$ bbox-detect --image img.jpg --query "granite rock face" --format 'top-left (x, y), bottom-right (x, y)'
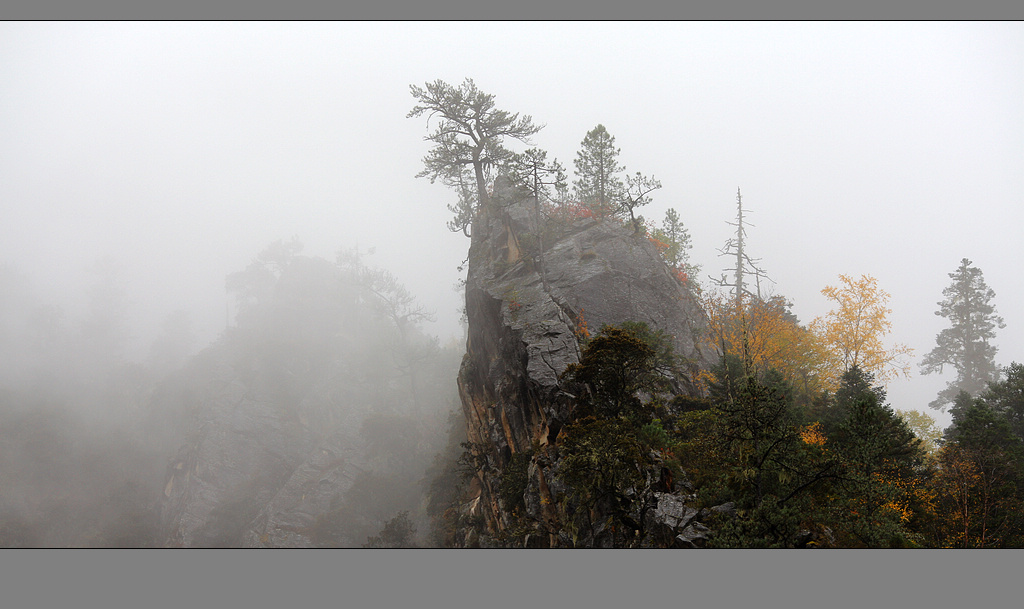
top-left (158, 369), bottom-right (315, 547)
top-left (158, 351), bottom-right (373, 548)
top-left (157, 253), bottom-right (453, 547)
top-left (242, 424), bottom-right (370, 548)
top-left (456, 187), bottom-right (712, 545)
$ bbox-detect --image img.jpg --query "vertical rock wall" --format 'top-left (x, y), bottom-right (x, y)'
top-left (456, 188), bottom-right (710, 545)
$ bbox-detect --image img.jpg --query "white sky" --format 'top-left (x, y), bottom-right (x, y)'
top-left (2, 22), bottom-right (1021, 426)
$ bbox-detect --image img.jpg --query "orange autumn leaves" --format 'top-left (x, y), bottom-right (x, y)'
top-left (701, 274), bottom-right (913, 393)
top-left (700, 291), bottom-right (828, 394)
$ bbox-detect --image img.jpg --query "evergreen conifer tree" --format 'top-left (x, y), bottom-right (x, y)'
top-left (921, 258), bottom-right (1005, 410)
top-left (572, 124), bottom-right (625, 217)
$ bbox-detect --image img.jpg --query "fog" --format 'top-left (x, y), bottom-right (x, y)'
top-left (0, 237), bottom-right (465, 546)
top-left (1, 22), bottom-right (1021, 545)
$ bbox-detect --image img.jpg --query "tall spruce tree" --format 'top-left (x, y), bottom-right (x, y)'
top-left (828, 367), bottom-right (924, 547)
top-left (921, 258), bottom-right (1006, 411)
top-left (573, 124), bottom-right (625, 217)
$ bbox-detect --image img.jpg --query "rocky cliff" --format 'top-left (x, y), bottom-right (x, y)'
top-left (455, 182), bottom-right (714, 547)
top-left (157, 251), bottom-right (458, 547)
top-left (155, 188), bottom-right (716, 548)
top-left (157, 342), bottom-right (374, 547)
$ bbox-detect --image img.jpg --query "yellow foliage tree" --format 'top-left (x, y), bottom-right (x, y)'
top-left (700, 291), bottom-right (830, 396)
top-left (897, 409), bottom-right (943, 456)
top-left (810, 274), bottom-right (913, 386)
top-left (800, 421), bottom-right (827, 447)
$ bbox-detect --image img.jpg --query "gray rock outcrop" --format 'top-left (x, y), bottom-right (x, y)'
top-left (455, 186), bottom-right (712, 546)
top-left (157, 253), bottom-right (451, 547)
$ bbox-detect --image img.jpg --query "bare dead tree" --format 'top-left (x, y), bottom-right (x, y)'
top-left (711, 188), bottom-right (773, 304)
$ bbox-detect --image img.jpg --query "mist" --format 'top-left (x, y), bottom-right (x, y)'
top-left (1, 22), bottom-right (1021, 546)
top-left (0, 239), bottom-right (465, 546)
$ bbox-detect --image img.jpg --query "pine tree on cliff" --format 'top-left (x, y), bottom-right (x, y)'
top-left (921, 258), bottom-right (1006, 411)
top-left (573, 124), bottom-right (625, 217)
top-left (572, 125), bottom-right (660, 231)
top-left (408, 78), bottom-right (543, 237)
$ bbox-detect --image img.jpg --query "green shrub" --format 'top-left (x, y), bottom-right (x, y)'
top-left (498, 449), bottom-right (533, 513)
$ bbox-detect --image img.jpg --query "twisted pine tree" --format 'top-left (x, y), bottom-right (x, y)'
top-left (409, 78), bottom-right (542, 236)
